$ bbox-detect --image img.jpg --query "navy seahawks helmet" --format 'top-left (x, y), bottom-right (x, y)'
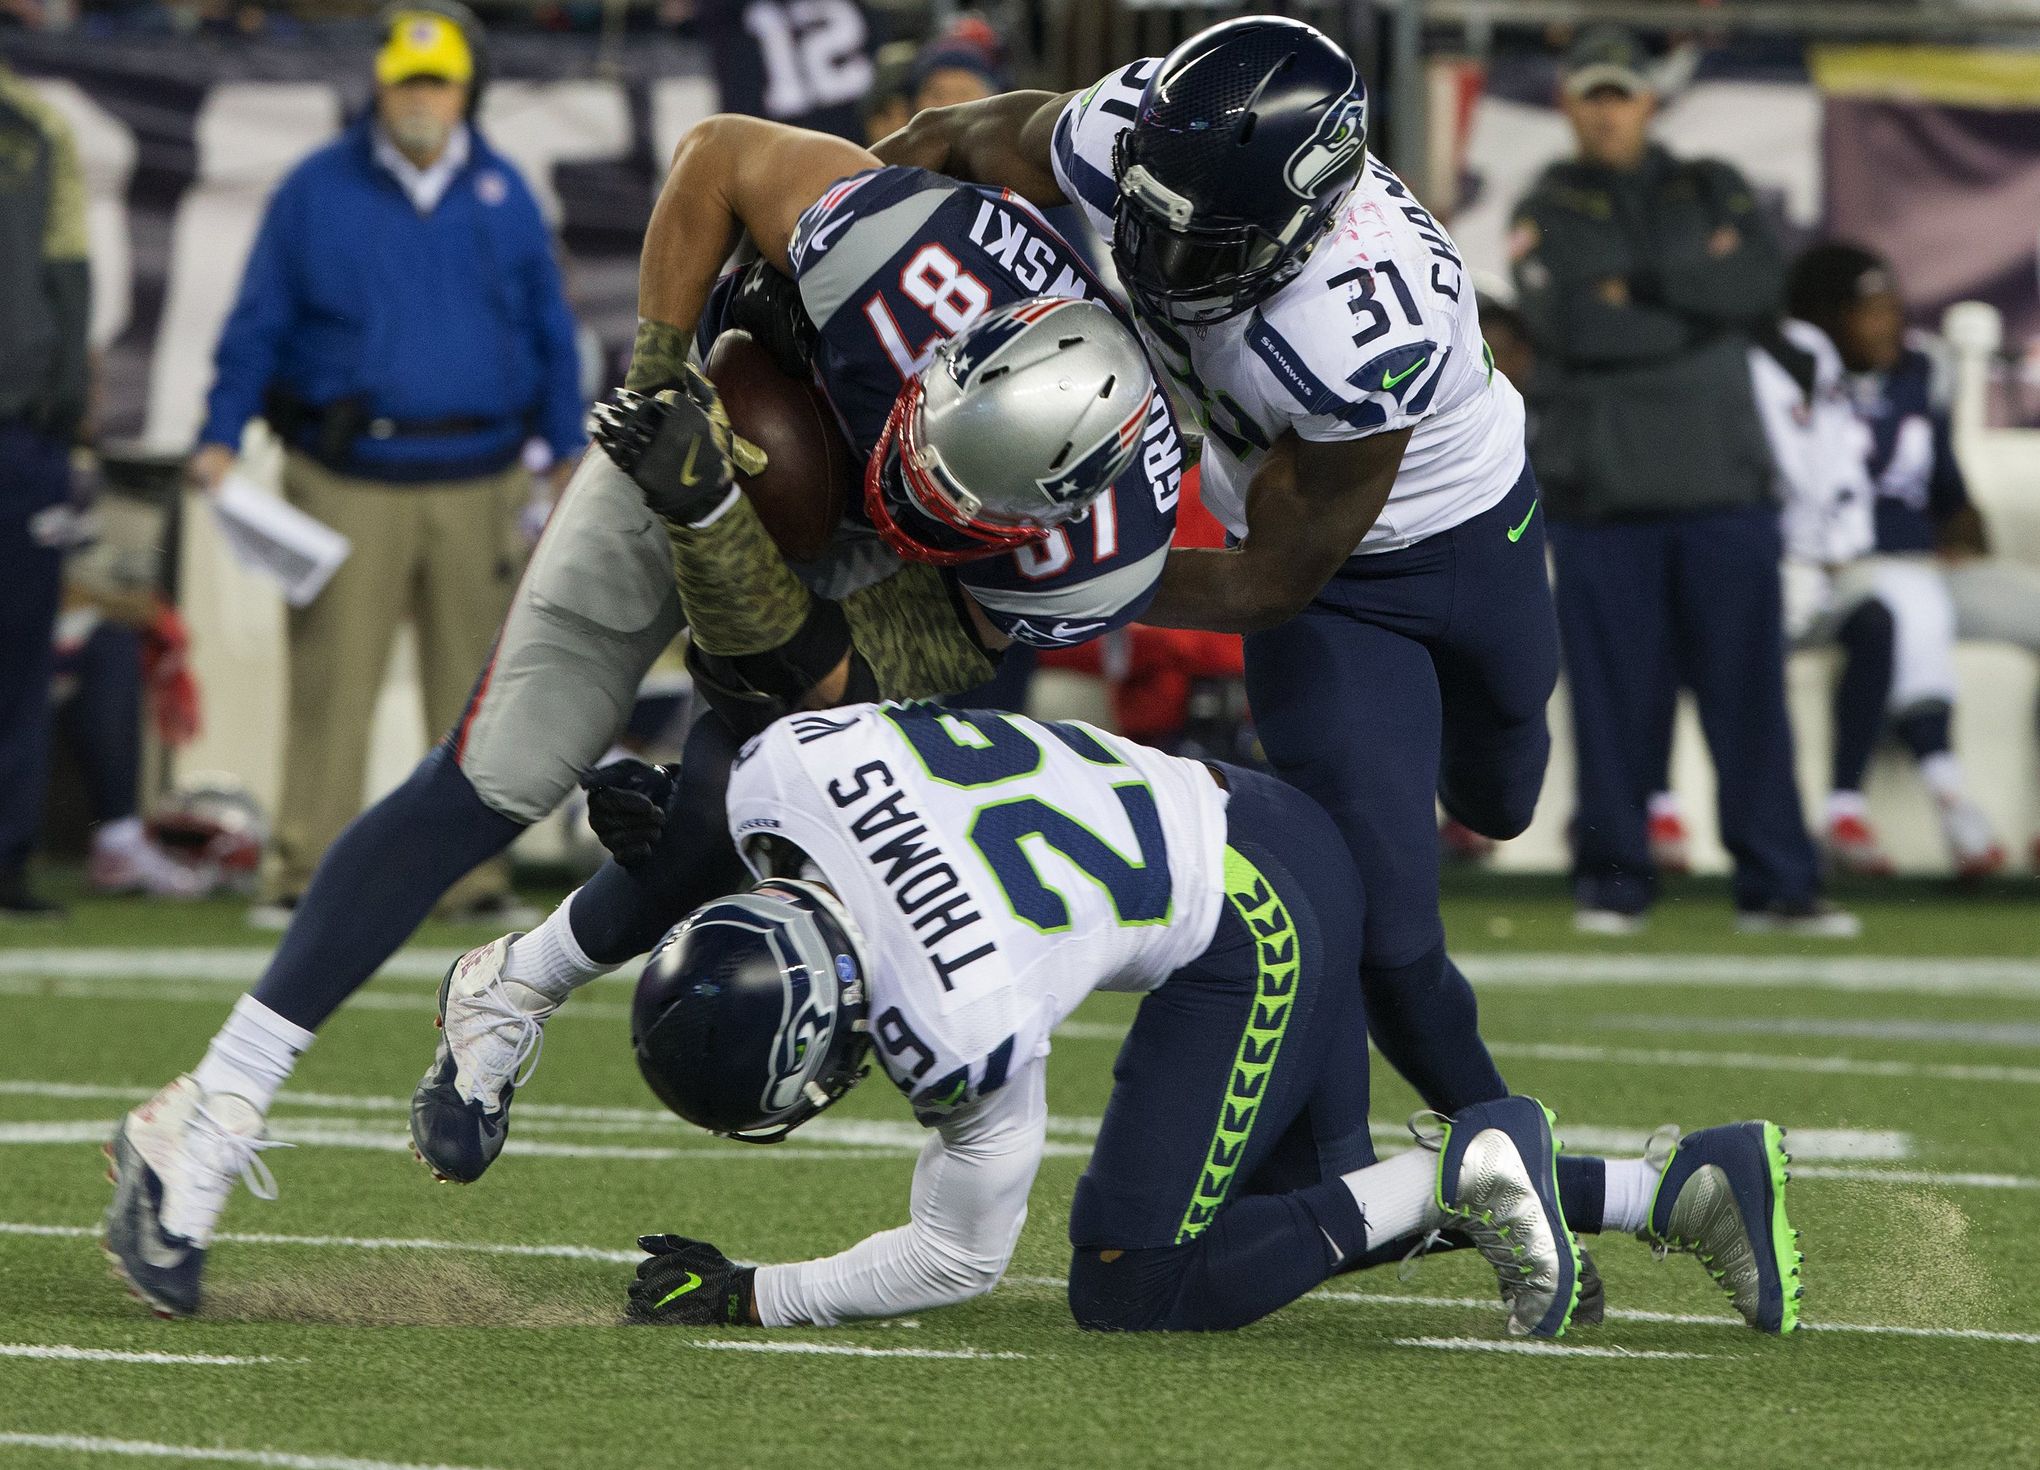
top-left (1112, 17), bottom-right (1369, 325)
top-left (632, 880), bottom-right (871, 1144)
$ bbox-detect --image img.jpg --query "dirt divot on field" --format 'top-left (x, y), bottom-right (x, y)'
top-left (1810, 1179), bottom-right (2003, 1327)
top-left (207, 1257), bottom-right (619, 1329)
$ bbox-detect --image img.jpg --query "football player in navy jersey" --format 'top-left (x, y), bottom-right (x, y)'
top-left (700, 0), bottom-right (877, 143)
top-left (104, 112), bottom-right (1187, 1317)
top-left (877, 16), bottom-right (1809, 1307)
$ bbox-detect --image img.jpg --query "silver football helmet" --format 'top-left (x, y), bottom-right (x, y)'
top-left (865, 296), bottom-right (1158, 565)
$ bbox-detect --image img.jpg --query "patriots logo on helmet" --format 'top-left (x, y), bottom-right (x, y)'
top-left (945, 298), bottom-right (1070, 390)
top-left (1283, 93), bottom-right (1368, 199)
top-left (1036, 397), bottom-right (1148, 505)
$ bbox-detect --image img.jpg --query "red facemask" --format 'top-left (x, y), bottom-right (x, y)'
top-left (862, 378), bottom-right (1050, 567)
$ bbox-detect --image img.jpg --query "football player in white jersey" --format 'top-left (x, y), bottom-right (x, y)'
top-left (876, 16), bottom-right (1803, 1320)
top-left (622, 702), bottom-right (1589, 1337)
top-left (390, 714), bottom-right (1801, 1337)
top-left (569, 703), bottom-right (1793, 1340)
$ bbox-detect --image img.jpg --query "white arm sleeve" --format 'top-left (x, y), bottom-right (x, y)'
top-left (751, 1062), bottom-right (1048, 1327)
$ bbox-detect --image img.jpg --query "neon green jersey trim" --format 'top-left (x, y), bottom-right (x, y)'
top-left (1174, 846), bottom-right (1303, 1244)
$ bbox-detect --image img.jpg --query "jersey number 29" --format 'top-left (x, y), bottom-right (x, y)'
top-left (886, 707), bottom-right (1172, 931)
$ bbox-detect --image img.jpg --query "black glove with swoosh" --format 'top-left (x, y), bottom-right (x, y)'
top-left (593, 365), bottom-right (755, 525)
top-left (627, 1235), bottom-right (756, 1325)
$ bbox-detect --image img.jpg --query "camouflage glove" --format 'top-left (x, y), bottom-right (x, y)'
top-left (592, 366), bottom-right (765, 525)
top-left (627, 1234), bottom-right (756, 1325)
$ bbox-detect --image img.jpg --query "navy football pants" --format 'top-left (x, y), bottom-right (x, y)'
top-left (0, 421), bottom-right (72, 878)
top-left (1549, 503), bottom-right (1820, 915)
top-left (1067, 764), bottom-right (1376, 1331)
top-left (1242, 462), bottom-right (1556, 1113)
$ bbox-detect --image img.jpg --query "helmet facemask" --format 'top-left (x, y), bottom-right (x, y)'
top-left (862, 298), bottom-right (1154, 566)
top-left (864, 376), bottom-right (1049, 567)
top-left (1112, 137), bottom-right (1344, 326)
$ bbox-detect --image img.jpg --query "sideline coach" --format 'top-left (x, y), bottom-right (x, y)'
top-left (1512, 28), bottom-right (1848, 937)
top-left (192, 6), bottom-right (584, 921)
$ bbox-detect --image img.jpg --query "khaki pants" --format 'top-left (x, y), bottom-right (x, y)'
top-left (267, 452), bottom-right (529, 903)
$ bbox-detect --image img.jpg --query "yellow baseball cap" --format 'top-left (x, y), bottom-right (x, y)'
top-left (376, 11), bottom-right (474, 87)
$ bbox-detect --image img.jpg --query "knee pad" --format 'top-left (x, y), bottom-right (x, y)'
top-left (1066, 1244), bottom-right (1191, 1333)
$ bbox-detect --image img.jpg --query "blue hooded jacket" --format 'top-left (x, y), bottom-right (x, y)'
top-left (200, 115), bottom-right (584, 482)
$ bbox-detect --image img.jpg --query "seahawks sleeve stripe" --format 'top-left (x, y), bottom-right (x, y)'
top-left (1246, 316), bottom-right (1388, 433)
top-left (1052, 108), bottom-right (1120, 221)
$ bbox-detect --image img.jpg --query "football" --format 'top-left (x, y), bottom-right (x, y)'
top-left (703, 329), bottom-right (856, 563)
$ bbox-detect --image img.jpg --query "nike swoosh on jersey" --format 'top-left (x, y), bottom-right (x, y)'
top-left (1382, 357), bottom-right (1428, 390)
top-left (1507, 500), bottom-right (1540, 543)
top-left (804, 213), bottom-right (853, 256)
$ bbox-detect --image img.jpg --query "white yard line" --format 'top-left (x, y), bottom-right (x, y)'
top-left (685, 1339), bottom-right (1025, 1361)
top-left (0, 977), bottom-right (633, 1022)
top-left (1792, 1164), bottom-right (2040, 1191)
top-left (8, 948), bottom-right (2040, 995)
top-left (0, 1433), bottom-right (511, 1470)
top-left (0, 1343), bottom-right (287, 1366)
top-left (0, 950), bottom-right (460, 983)
top-left (0, 1120), bottom-right (930, 1163)
top-left (1485, 1040), bottom-right (2040, 1087)
top-left (1392, 1336), bottom-right (1711, 1360)
top-left (1524, 1124), bottom-right (1909, 1161)
top-left (0, 1081), bottom-right (1100, 1142)
top-left (0, 1221), bottom-right (642, 1264)
top-left (1590, 1014), bottom-right (2040, 1048)
top-left (1458, 954), bottom-right (2040, 997)
top-left (9, 1223), bottom-right (2036, 1347)
top-left (0, 1093), bottom-right (1905, 1163)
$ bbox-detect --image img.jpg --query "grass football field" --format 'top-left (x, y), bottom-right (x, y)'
top-left (2, 874), bottom-right (2035, 1469)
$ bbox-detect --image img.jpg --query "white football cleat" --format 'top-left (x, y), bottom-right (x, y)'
top-left (102, 1075), bottom-right (287, 1317)
top-left (409, 934), bottom-right (555, 1183)
top-left (1937, 797), bottom-right (2005, 881)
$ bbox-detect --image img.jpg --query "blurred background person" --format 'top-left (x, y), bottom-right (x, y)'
top-left (189, 5), bottom-right (584, 927)
top-left (698, 0), bottom-right (876, 141)
top-left (858, 45), bottom-right (917, 144)
top-left (906, 17), bottom-right (1008, 111)
top-left (1512, 27), bottom-right (1850, 936)
top-left (0, 54), bottom-right (89, 919)
top-left (1792, 241), bottom-right (2040, 873)
top-left (52, 574), bottom-right (212, 898)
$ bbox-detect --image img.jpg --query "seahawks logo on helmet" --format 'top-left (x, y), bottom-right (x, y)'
top-left (761, 990), bottom-right (829, 1114)
top-left (1283, 94), bottom-right (1368, 200)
